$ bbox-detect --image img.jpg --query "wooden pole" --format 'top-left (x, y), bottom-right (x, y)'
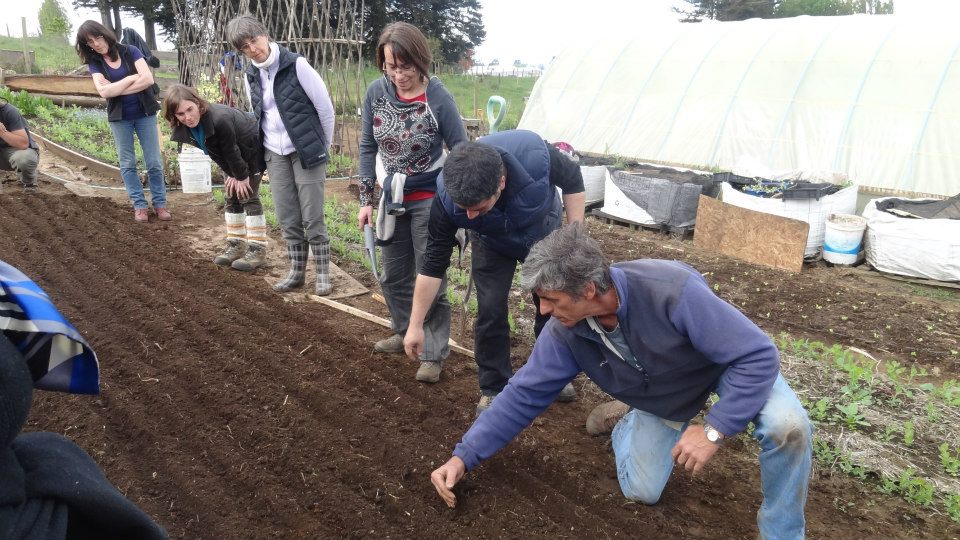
top-left (21, 18), bottom-right (30, 74)
top-left (307, 294), bottom-right (475, 358)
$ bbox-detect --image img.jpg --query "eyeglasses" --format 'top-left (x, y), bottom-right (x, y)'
top-left (383, 62), bottom-right (417, 76)
top-left (85, 35), bottom-right (105, 47)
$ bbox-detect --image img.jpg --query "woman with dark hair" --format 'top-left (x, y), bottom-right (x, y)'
top-left (163, 84), bottom-right (268, 271)
top-left (75, 20), bottom-right (169, 223)
top-left (355, 22), bottom-right (468, 384)
top-left (226, 15), bottom-right (336, 295)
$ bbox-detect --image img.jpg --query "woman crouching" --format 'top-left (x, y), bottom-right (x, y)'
top-left (164, 84), bottom-right (268, 271)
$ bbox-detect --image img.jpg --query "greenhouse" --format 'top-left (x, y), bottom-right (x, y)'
top-left (520, 14), bottom-right (960, 198)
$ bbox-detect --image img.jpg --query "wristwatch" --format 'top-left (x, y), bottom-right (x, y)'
top-left (704, 423), bottom-right (725, 444)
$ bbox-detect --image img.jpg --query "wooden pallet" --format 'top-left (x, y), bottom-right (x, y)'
top-left (590, 208), bottom-right (693, 238)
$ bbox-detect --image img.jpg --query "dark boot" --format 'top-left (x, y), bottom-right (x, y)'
top-left (213, 239), bottom-right (246, 267)
top-left (273, 242), bottom-right (308, 291)
top-left (232, 242), bottom-right (266, 272)
top-left (311, 241), bottom-right (332, 296)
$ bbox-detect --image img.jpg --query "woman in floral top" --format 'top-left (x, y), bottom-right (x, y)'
top-left (356, 22), bottom-right (467, 384)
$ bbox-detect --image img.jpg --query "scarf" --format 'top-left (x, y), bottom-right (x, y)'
top-left (251, 41), bottom-right (280, 70)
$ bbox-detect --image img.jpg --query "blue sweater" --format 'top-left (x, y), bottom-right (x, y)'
top-left (453, 260), bottom-right (780, 471)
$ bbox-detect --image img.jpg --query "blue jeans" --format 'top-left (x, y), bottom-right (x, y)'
top-left (611, 374), bottom-right (813, 540)
top-left (109, 114), bottom-right (167, 210)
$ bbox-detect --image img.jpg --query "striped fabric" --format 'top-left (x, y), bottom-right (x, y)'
top-left (225, 212), bottom-right (246, 241)
top-left (246, 214), bottom-right (268, 246)
top-left (0, 260), bottom-right (100, 394)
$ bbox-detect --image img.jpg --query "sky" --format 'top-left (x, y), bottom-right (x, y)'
top-left (1, 0), bottom-right (959, 62)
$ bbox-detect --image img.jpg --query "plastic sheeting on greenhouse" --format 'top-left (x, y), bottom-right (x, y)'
top-left (519, 15), bottom-right (960, 198)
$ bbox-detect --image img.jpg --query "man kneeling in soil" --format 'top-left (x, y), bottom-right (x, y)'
top-left (0, 99), bottom-right (40, 193)
top-left (430, 223), bottom-right (814, 540)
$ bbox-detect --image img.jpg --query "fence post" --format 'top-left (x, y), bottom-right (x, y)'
top-left (21, 18), bottom-right (31, 73)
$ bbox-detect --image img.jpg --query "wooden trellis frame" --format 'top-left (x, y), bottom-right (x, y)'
top-left (171, 0), bottom-right (367, 173)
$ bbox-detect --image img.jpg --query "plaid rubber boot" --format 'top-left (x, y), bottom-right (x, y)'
top-left (310, 241), bottom-right (332, 296)
top-left (273, 242), bottom-right (308, 291)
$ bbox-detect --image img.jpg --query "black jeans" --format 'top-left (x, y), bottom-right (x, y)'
top-left (471, 234), bottom-right (549, 396)
top-left (225, 172), bottom-right (263, 216)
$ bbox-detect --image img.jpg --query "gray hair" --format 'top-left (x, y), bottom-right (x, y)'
top-left (442, 142), bottom-right (504, 206)
top-left (520, 222), bottom-right (612, 297)
top-left (226, 15), bottom-right (270, 51)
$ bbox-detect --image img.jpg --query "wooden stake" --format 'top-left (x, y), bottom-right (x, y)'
top-left (306, 294), bottom-right (474, 358)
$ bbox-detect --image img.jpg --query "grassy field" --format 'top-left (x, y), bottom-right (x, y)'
top-left (0, 35), bottom-right (78, 73)
top-left (355, 67), bottom-right (536, 130)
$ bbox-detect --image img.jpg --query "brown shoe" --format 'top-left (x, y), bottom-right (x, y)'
top-left (373, 334), bottom-right (405, 354)
top-left (475, 393), bottom-right (498, 417)
top-left (585, 400), bottom-right (631, 436)
top-left (415, 361), bottom-right (442, 383)
top-left (155, 207), bottom-right (172, 221)
top-left (134, 208), bottom-right (149, 223)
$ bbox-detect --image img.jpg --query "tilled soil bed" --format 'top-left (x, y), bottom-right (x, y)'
top-left (2, 183), bottom-right (959, 539)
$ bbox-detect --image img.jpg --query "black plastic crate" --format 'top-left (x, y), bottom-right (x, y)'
top-left (712, 171), bottom-right (759, 186)
top-left (781, 182), bottom-right (840, 201)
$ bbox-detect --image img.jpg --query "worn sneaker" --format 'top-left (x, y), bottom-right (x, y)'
top-left (373, 334), bottom-right (405, 354)
top-left (214, 240), bottom-right (246, 266)
top-left (134, 208), bottom-right (149, 223)
top-left (24, 185), bottom-right (38, 193)
top-left (232, 243), bottom-right (266, 272)
top-left (476, 393), bottom-right (499, 417)
top-left (585, 400), bottom-right (631, 436)
top-left (155, 207), bottom-right (172, 221)
top-left (556, 382), bottom-right (577, 402)
top-left (415, 361), bottom-right (442, 383)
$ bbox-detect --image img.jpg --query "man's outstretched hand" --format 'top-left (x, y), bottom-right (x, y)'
top-left (430, 456), bottom-right (466, 508)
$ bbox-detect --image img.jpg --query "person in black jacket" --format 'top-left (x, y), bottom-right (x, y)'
top-left (76, 20), bottom-right (170, 223)
top-left (164, 84), bottom-right (268, 271)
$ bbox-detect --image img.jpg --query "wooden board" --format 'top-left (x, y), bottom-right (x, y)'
top-left (694, 195), bottom-right (808, 273)
top-left (306, 295), bottom-right (475, 358)
top-left (6, 75), bottom-right (98, 96)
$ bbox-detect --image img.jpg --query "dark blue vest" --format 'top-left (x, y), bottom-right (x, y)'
top-left (436, 130), bottom-right (561, 260)
top-left (246, 46), bottom-right (328, 169)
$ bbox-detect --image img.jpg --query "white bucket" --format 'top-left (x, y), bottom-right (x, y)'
top-left (178, 146), bottom-right (212, 194)
top-left (823, 213), bottom-right (867, 265)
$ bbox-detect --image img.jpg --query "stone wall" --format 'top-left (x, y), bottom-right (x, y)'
top-left (0, 49), bottom-right (36, 73)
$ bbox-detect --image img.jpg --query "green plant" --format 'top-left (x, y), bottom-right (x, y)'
top-left (809, 397), bottom-right (831, 423)
top-left (945, 493), bottom-right (960, 523)
top-left (834, 403), bottom-right (870, 429)
top-left (902, 420), bottom-right (915, 447)
top-left (939, 443), bottom-right (960, 476)
top-left (326, 153), bottom-right (355, 177)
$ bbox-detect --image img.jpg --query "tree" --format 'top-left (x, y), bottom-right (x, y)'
top-left (676, 0), bottom-right (774, 22)
top-left (73, 0), bottom-right (117, 34)
top-left (39, 0), bottom-right (72, 39)
top-left (122, 0), bottom-right (176, 50)
top-left (774, 0), bottom-right (893, 17)
top-left (675, 0), bottom-right (893, 21)
top-left (364, 0), bottom-right (486, 67)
